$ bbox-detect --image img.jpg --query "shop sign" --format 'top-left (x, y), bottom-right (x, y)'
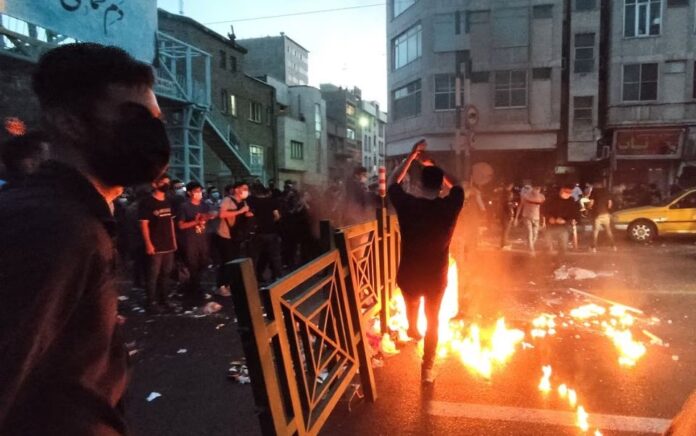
top-left (614, 129), bottom-right (683, 159)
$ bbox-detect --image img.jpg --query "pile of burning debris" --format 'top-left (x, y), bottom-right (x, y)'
top-left (368, 258), bottom-right (670, 434)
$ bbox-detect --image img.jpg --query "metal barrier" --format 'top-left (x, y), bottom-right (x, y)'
top-left (229, 208), bottom-right (401, 435)
top-left (229, 250), bottom-right (377, 436)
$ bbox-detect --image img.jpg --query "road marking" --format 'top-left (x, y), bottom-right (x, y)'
top-left (428, 401), bottom-right (672, 434)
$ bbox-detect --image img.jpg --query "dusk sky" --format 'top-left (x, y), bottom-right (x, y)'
top-left (157, 0), bottom-right (388, 109)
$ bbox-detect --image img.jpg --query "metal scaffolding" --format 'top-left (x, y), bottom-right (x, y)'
top-left (153, 31), bottom-right (211, 184)
top-left (0, 14), bottom-right (213, 184)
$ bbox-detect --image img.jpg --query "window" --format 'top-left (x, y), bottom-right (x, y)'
top-left (249, 101), bottom-right (263, 123)
top-left (623, 63), bottom-right (658, 101)
top-left (219, 50), bottom-right (227, 69)
top-left (574, 96), bottom-right (593, 125)
top-left (532, 67), bottom-right (552, 80)
top-left (494, 70), bottom-right (527, 108)
top-left (230, 56), bottom-right (237, 72)
top-left (575, 0), bottom-right (596, 10)
top-left (533, 4), bottom-right (554, 18)
top-left (574, 33), bottom-right (595, 73)
top-left (434, 74), bottom-right (463, 110)
top-left (314, 103), bottom-right (322, 138)
top-left (393, 23), bottom-right (422, 69)
top-left (249, 145), bottom-right (264, 175)
top-left (346, 128), bottom-right (356, 140)
top-left (667, 0), bottom-right (688, 6)
top-left (392, 79), bottom-right (422, 120)
top-left (346, 103), bottom-right (356, 116)
top-left (229, 94), bottom-right (237, 117)
top-left (266, 107), bottom-right (272, 126)
top-left (674, 192), bottom-right (696, 208)
top-left (465, 10), bottom-right (490, 33)
top-left (221, 89), bottom-right (229, 113)
top-left (625, 0), bottom-right (661, 37)
top-left (393, 0), bottom-right (416, 17)
top-left (470, 71), bottom-right (490, 83)
top-left (290, 140), bottom-right (304, 160)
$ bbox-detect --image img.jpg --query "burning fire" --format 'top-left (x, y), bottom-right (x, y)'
top-left (381, 256), bottom-right (660, 435)
top-left (568, 303), bottom-right (648, 367)
top-left (387, 257), bottom-right (525, 379)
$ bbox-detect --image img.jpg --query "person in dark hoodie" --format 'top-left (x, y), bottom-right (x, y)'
top-left (0, 43), bottom-right (170, 435)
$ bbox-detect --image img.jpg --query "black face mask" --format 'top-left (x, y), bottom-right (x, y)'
top-left (81, 102), bottom-right (170, 187)
top-left (156, 182), bottom-right (171, 192)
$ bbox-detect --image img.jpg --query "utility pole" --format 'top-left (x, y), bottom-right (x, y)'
top-left (179, 0), bottom-right (184, 15)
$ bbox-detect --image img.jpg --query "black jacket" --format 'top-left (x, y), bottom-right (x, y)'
top-left (0, 161), bottom-right (128, 435)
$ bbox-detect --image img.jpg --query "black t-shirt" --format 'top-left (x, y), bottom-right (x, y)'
top-left (138, 195), bottom-right (176, 253)
top-left (543, 196), bottom-right (580, 226)
top-left (589, 188), bottom-right (612, 216)
top-left (248, 195), bottom-right (280, 234)
top-left (389, 183), bottom-right (464, 295)
top-left (178, 201), bottom-right (211, 244)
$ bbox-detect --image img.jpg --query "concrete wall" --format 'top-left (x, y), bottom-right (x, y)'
top-left (386, 0), bottom-right (565, 159)
top-left (238, 35), bottom-right (309, 86)
top-left (607, 0), bottom-right (696, 128)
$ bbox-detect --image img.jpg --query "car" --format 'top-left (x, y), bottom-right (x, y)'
top-left (612, 188), bottom-right (696, 242)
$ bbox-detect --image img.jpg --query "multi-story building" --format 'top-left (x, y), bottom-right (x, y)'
top-left (604, 0), bottom-right (696, 192)
top-left (260, 76), bottom-right (328, 188)
top-left (358, 100), bottom-right (387, 175)
top-left (238, 34), bottom-right (309, 86)
top-left (386, 0), bottom-right (566, 183)
top-left (321, 84), bottom-right (363, 181)
top-left (387, 0), bottom-right (696, 192)
top-left (159, 9), bottom-right (277, 186)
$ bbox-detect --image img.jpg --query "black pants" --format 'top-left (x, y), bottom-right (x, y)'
top-left (145, 252), bottom-right (174, 306)
top-left (403, 289), bottom-right (445, 368)
top-left (252, 233), bottom-right (283, 282)
top-left (181, 237), bottom-right (208, 300)
top-left (214, 234), bottom-right (245, 287)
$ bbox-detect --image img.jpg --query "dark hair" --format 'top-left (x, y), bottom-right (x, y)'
top-left (354, 166), bottom-right (368, 176)
top-left (224, 184), bottom-right (234, 194)
top-left (233, 181), bottom-right (249, 190)
top-left (32, 43), bottom-right (154, 113)
top-left (0, 131), bottom-right (47, 173)
top-left (155, 173), bottom-right (170, 182)
top-left (422, 166), bottom-right (444, 191)
top-left (186, 181), bottom-right (202, 192)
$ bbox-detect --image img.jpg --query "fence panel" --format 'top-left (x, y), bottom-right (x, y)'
top-left (229, 249), bottom-right (374, 436)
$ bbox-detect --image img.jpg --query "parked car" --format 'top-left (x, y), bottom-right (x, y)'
top-left (612, 188), bottom-right (696, 242)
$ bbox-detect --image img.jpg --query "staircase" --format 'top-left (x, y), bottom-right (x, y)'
top-left (203, 107), bottom-right (252, 179)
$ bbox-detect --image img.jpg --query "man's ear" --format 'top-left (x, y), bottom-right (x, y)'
top-left (45, 109), bottom-right (88, 145)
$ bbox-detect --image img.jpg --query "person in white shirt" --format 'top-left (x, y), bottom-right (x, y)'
top-left (515, 184), bottom-right (546, 256)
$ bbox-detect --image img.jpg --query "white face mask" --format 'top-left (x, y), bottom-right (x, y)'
top-left (240, 190), bottom-right (250, 200)
top-left (176, 188), bottom-right (186, 196)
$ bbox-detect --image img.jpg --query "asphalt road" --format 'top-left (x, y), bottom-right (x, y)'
top-left (121, 235), bottom-right (696, 436)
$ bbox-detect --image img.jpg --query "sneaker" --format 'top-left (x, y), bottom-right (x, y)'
top-left (216, 285), bottom-right (231, 297)
top-left (501, 245), bottom-right (512, 251)
top-left (591, 247), bottom-right (597, 253)
top-left (421, 365), bottom-right (436, 384)
top-left (612, 246), bottom-right (618, 252)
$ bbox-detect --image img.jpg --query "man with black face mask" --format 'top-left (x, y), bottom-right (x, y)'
top-left (0, 43), bottom-right (169, 435)
top-left (139, 174), bottom-right (177, 314)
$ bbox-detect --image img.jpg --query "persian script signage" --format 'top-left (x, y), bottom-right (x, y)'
top-left (0, 0), bottom-right (156, 62)
top-left (614, 128), bottom-right (684, 159)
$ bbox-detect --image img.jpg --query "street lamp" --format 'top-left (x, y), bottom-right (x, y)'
top-left (359, 116), bottom-right (369, 128)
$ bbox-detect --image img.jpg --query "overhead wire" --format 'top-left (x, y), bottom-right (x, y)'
top-left (202, 2), bottom-right (387, 25)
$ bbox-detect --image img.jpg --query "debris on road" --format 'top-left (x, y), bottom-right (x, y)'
top-left (118, 295), bottom-right (129, 301)
top-left (228, 359), bottom-right (250, 384)
top-left (177, 349), bottom-right (187, 354)
top-left (146, 392), bottom-right (161, 402)
top-left (554, 266), bottom-right (614, 281)
top-left (215, 323), bottom-right (225, 330)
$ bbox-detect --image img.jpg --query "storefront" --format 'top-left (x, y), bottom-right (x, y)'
top-left (612, 128), bottom-right (685, 195)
